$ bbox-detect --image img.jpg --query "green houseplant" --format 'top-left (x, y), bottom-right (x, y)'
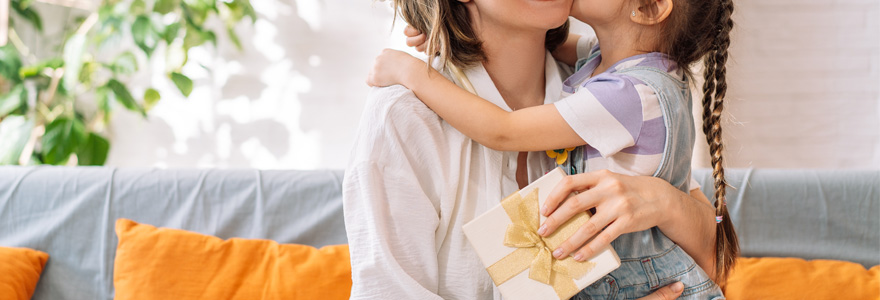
top-left (0, 0), bottom-right (254, 165)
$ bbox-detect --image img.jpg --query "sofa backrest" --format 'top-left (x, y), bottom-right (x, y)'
top-left (0, 167), bottom-right (877, 299)
top-left (0, 167), bottom-right (346, 300)
top-left (693, 168), bottom-right (879, 268)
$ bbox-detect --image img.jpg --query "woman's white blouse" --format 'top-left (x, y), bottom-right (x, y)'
top-left (343, 54), bottom-right (568, 300)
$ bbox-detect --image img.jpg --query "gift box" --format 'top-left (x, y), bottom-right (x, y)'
top-left (463, 167), bottom-right (621, 300)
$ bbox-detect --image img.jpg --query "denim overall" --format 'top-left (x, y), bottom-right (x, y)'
top-left (566, 67), bottom-right (725, 300)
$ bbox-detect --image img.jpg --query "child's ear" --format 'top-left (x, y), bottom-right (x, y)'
top-left (631, 0), bottom-right (673, 25)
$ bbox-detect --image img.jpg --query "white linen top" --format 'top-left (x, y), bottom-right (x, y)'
top-left (343, 53), bottom-right (568, 300)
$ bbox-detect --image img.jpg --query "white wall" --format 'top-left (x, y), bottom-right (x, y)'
top-left (105, 0), bottom-right (400, 169)
top-left (25, 0), bottom-right (880, 170)
top-left (705, 0), bottom-right (880, 169)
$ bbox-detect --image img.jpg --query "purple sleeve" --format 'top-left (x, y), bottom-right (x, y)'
top-left (553, 74), bottom-right (646, 157)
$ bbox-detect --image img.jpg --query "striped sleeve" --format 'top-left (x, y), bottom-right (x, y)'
top-left (553, 73), bottom-right (645, 157)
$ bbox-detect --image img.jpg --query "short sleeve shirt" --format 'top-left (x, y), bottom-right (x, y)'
top-left (553, 37), bottom-right (685, 176)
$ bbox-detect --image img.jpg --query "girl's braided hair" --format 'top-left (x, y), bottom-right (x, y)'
top-left (637, 0), bottom-right (739, 285)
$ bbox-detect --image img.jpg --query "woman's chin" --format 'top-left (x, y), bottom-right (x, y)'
top-left (475, 0), bottom-right (571, 32)
top-left (528, 1), bottom-right (572, 28)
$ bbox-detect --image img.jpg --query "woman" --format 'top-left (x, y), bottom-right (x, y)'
top-left (343, 0), bottom-right (715, 299)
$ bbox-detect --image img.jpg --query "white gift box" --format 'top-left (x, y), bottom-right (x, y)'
top-left (463, 167), bottom-right (621, 300)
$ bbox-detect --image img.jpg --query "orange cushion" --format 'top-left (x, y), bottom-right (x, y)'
top-left (0, 246), bottom-right (49, 300)
top-left (725, 257), bottom-right (880, 300)
top-left (113, 219), bottom-right (351, 300)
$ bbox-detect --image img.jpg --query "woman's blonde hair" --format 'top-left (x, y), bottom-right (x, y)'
top-left (388, 0), bottom-right (570, 70)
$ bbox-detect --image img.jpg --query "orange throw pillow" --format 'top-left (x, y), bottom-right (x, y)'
top-left (113, 219), bottom-right (351, 300)
top-left (0, 246), bottom-right (49, 300)
top-left (725, 257), bottom-right (880, 300)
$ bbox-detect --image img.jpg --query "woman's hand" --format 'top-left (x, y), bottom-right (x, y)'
top-left (366, 49), bottom-right (422, 87)
top-left (537, 170), bottom-right (679, 261)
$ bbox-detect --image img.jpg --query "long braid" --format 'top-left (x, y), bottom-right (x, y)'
top-left (701, 0), bottom-right (739, 286)
top-left (700, 48), bottom-right (718, 137)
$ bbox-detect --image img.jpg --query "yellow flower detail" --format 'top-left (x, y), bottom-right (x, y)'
top-left (546, 147), bottom-right (576, 165)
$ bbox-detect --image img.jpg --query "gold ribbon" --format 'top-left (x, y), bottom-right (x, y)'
top-left (486, 188), bottom-right (596, 300)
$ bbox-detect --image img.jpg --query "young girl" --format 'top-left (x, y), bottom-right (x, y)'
top-left (367, 0), bottom-right (738, 298)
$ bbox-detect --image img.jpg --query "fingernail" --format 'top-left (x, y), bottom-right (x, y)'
top-left (573, 253), bottom-right (584, 261)
top-left (553, 248), bottom-right (564, 258)
top-left (537, 225), bottom-right (547, 236)
top-left (672, 282), bottom-right (683, 292)
top-left (540, 204), bottom-right (548, 216)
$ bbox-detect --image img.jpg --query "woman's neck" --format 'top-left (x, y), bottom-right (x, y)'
top-left (477, 25), bottom-right (549, 111)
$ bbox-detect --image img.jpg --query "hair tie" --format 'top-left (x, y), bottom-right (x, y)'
top-left (715, 216), bottom-right (723, 223)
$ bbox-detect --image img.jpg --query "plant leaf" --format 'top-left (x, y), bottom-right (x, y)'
top-left (165, 42), bottom-right (188, 71)
top-left (239, 0), bottom-right (256, 21)
top-left (97, 86), bottom-right (113, 124)
top-left (112, 51), bottom-right (139, 74)
top-left (203, 30), bottom-right (217, 47)
top-left (19, 57), bottom-right (64, 79)
top-left (78, 61), bottom-right (98, 86)
top-left (75, 132), bottom-right (110, 166)
top-left (130, 0), bottom-right (147, 15)
top-left (170, 72), bottom-right (193, 97)
top-left (0, 116), bottom-right (34, 165)
top-left (162, 22), bottom-right (182, 44)
top-left (17, 66), bottom-right (40, 79)
top-left (182, 0), bottom-right (212, 26)
top-left (0, 44), bottom-right (23, 83)
top-left (143, 88), bottom-right (160, 111)
top-left (15, 6), bottom-right (43, 32)
top-left (13, 0), bottom-right (31, 9)
top-left (226, 26), bottom-right (243, 51)
top-left (106, 79), bottom-right (145, 117)
top-left (41, 117), bottom-right (88, 165)
top-left (131, 15), bottom-right (158, 57)
top-left (183, 23), bottom-right (206, 50)
top-left (0, 84), bottom-right (28, 117)
top-left (62, 34), bottom-right (87, 93)
top-left (154, 0), bottom-right (178, 14)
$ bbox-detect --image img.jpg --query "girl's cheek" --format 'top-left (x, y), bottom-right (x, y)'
top-left (569, 1), bottom-right (590, 20)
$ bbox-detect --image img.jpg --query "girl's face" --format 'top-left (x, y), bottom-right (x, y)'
top-left (467, 0), bottom-right (572, 33)
top-left (570, 0), bottom-right (630, 27)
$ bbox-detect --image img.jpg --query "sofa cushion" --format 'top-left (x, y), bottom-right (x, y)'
top-left (0, 246), bottom-right (48, 300)
top-left (113, 219), bottom-right (351, 300)
top-left (725, 257), bottom-right (880, 300)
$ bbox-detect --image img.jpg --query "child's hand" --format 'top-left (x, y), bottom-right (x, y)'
top-left (367, 49), bottom-right (421, 87)
top-left (404, 25), bottom-right (428, 53)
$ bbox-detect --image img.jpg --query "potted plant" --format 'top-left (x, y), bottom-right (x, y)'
top-left (0, 0), bottom-right (254, 165)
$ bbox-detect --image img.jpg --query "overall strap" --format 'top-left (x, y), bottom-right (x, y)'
top-left (615, 66), bottom-right (695, 192)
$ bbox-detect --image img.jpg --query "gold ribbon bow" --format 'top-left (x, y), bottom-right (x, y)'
top-left (486, 188), bottom-right (596, 300)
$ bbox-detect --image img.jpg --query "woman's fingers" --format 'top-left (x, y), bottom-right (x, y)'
top-left (542, 170), bottom-right (608, 216)
top-left (551, 209), bottom-right (615, 260)
top-left (540, 190), bottom-right (603, 242)
top-left (636, 282), bottom-right (684, 300)
top-left (570, 219), bottom-right (624, 261)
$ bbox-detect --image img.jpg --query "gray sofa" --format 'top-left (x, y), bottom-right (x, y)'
top-left (0, 167), bottom-right (877, 300)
